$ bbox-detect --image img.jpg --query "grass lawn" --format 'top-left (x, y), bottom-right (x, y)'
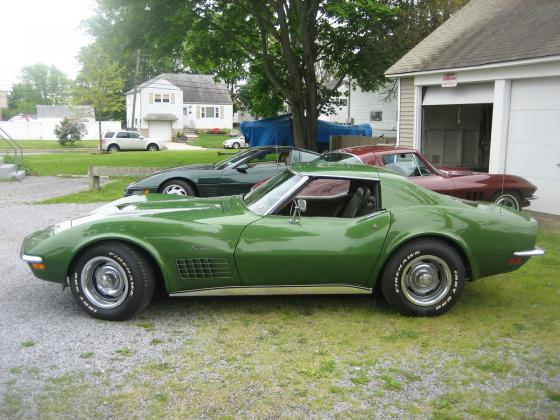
top-left (189, 133), bottom-right (230, 148)
top-left (4, 228), bottom-right (559, 418)
top-left (22, 150), bottom-right (223, 176)
top-left (3, 140), bottom-right (99, 149)
top-left (39, 177), bottom-right (138, 204)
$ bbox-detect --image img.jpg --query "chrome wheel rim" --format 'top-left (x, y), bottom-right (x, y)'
top-left (233, 143), bottom-right (240, 149)
top-left (495, 195), bottom-right (519, 210)
top-left (148, 145), bottom-right (158, 151)
top-left (400, 255), bottom-right (452, 306)
top-left (81, 256), bottom-right (128, 309)
top-left (162, 184), bottom-right (187, 195)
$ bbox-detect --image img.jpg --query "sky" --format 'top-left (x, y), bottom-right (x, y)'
top-left (0, 0), bottom-right (96, 91)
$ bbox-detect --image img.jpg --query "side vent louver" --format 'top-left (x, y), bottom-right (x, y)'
top-left (176, 258), bottom-right (233, 280)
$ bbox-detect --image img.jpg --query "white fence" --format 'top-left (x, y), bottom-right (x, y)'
top-left (0, 120), bottom-right (122, 140)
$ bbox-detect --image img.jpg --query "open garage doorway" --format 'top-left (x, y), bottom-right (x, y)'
top-left (422, 104), bottom-right (492, 172)
top-left (420, 83), bottom-right (494, 172)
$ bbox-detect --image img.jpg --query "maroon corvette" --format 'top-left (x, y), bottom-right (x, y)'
top-left (321, 145), bottom-right (537, 210)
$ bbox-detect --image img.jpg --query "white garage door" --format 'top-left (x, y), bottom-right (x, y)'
top-left (148, 121), bottom-right (172, 142)
top-left (506, 77), bottom-right (560, 215)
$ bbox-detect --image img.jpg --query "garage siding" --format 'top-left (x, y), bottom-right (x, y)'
top-left (398, 77), bottom-right (414, 147)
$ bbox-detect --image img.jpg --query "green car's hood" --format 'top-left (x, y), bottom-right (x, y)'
top-left (62, 194), bottom-right (233, 230)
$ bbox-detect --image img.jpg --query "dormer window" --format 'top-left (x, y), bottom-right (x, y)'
top-left (154, 93), bottom-right (170, 103)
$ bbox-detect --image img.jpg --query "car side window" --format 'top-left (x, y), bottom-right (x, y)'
top-left (382, 153), bottom-right (426, 177)
top-left (413, 154), bottom-right (432, 176)
top-left (116, 132), bottom-right (128, 138)
top-left (275, 178), bottom-right (379, 218)
top-left (105, 131), bottom-right (115, 138)
top-left (290, 150), bottom-right (319, 164)
top-left (246, 150), bottom-right (290, 167)
top-left (129, 132), bottom-right (140, 139)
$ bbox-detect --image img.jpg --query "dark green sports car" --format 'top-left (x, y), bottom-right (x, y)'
top-left (124, 146), bottom-right (320, 197)
top-left (21, 163), bottom-right (543, 321)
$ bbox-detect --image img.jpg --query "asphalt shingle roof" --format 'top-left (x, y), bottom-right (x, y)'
top-left (130, 73), bottom-right (233, 104)
top-left (386, 0), bottom-right (560, 76)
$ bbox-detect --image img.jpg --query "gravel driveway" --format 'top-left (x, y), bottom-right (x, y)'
top-left (0, 177), bottom-right (193, 417)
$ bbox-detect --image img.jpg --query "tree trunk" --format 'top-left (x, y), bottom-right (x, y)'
top-left (98, 118), bottom-right (102, 151)
top-left (291, 101), bottom-right (308, 150)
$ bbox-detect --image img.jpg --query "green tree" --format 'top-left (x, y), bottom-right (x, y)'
top-left (54, 117), bottom-right (87, 146)
top-left (5, 64), bottom-right (70, 119)
top-left (72, 45), bottom-right (125, 148)
top-left (87, 0), bottom-right (468, 149)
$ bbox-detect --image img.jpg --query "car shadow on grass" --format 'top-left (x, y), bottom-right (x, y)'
top-left (145, 293), bottom-right (395, 321)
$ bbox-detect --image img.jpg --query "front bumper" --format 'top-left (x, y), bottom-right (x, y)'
top-left (124, 183), bottom-right (158, 197)
top-left (21, 254), bottom-right (43, 263)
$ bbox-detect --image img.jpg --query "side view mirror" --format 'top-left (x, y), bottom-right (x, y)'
top-left (236, 163), bottom-right (249, 173)
top-left (289, 198), bottom-right (307, 224)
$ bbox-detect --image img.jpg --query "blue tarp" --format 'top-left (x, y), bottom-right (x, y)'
top-left (240, 114), bottom-right (372, 148)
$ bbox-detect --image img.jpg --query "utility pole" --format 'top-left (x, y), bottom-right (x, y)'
top-left (346, 76), bottom-right (351, 124)
top-left (130, 49), bottom-right (141, 130)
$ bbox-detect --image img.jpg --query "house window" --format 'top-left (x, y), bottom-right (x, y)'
top-left (201, 106), bottom-right (219, 118)
top-left (370, 111), bottom-right (382, 121)
top-left (155, 93), bottom-right (170, 103)
top-left (339, 98), bottom-right (348, 107)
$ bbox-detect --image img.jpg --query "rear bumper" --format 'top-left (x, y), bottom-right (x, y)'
top-left (513, 248), bottom-right (545, 257)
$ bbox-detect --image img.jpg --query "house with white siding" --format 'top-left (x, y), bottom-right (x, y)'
top-left (386, 0), bottom-right (560, 215)
top-left (126, 73), bottom-right (233, 141)
top-left (320, 82), bottom-right (398, 138)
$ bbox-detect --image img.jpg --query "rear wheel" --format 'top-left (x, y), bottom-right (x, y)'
top-left (492, 190), bottom-right (521, 210)
top-left (69, 242), bottom-right (155, 321)
top-left (107, 144), bottom-right (119, 152)
top-left (160, 179), bottom-right (196, 196)
top-left (147, 143), bottom-right (159, 151)
top-left (381, 239), bottom-right (465, 316)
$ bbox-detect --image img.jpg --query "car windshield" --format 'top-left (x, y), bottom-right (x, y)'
top-left (243, 170), bottom-right (303, 215)
top-left (317, 152), bottom-right (362, 164)
top-left (214, 149), bottom-right (254, 170)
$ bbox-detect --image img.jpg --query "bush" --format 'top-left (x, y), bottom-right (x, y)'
top-left (195, 128), bottom-right (231, 135)
top-left (54, 118), bottom-right (87, 146)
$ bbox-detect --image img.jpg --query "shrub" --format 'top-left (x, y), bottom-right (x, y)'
top-left (54, 118), bottom-right (87, 146)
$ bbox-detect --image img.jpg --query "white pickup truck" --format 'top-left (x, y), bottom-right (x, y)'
top-left (102, 130), bottom-right (165, 152)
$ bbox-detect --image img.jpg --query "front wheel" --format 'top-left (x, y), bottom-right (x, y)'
top-left (147, 143), bottom-right (159, 151)
top-left (381, 239), bottom-right (465, 316)
top-left (233, 142), bottom-right (240, 149)
top-left (492, 190), bottom-right (521, 210)
top-left (69, 242), bottom-right (155, 321)
top-left (160, 179), bottom-right (196, 196)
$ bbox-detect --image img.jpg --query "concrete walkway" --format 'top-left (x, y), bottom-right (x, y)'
top-left (161, 141), bottom-right (204, 151)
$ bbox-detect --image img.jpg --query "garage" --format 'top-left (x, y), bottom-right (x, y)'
top-left (148, 120), bottom-right (172, 142)
top-left (421, 83), bottom-right (493, 172)
top-left (142, 113), bottom-right (177, 142)
top-left (505, 77), bottom-right (560, 214)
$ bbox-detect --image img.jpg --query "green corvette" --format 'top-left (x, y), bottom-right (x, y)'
top-left (21, 163), bottom-right (543, 320)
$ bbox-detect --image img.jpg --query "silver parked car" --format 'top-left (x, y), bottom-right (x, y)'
top-left (102, 130), bottom-right (165, 152)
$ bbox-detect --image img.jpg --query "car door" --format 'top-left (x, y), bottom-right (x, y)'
top-left (115, 131), bottom-right (131, 150)
top-left (234, 178), bottom-right (391, 287)
top-left (127, 132), bottom-right (144, 150)
top-left (219, 149), bottom-right (290, 195)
